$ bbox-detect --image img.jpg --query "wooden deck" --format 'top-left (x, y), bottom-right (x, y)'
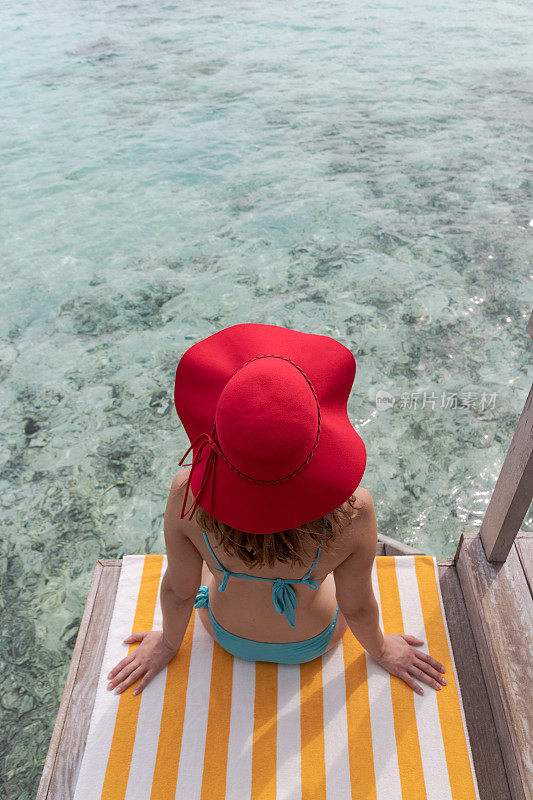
top-left (36, 535), bottom-right (516, 800)
top-left (456, 532), bottom-right (533, 800)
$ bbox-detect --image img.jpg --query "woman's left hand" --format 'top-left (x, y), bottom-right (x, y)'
top-left (106, 630), bottom-right (179, 696)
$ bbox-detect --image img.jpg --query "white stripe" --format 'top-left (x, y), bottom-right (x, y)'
top-left (366, 558), bottom-right (403, 797)
top-left (395, 556), bottom-right (453, 800)
top-left (126, 558), bottom-right (167, 800)
top-left (174, 606), bottom-right (214, 800)
top-left (322, 640), bottom-right (352, 800)
top-left (73, 555), bottom-right (145, 800)
top-left (225, 656), bottom-right (256, 799)
top-left (276, 663), bottom-right (302, 800)
top-left (432, 559), bottom-right (481, 800)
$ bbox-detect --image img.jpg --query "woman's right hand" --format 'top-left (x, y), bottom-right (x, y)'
top-left (373, 633), bottom-right (447, 695)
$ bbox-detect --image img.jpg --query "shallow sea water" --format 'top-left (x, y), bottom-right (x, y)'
top-left (1, 0), bottom-right (532, 794)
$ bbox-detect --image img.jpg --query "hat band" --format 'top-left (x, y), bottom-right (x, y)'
top-left (178, 354), bottom-right (322, 521)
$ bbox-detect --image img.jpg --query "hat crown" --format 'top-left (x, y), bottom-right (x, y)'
top-left (215, 356), bottom-right (319, 482)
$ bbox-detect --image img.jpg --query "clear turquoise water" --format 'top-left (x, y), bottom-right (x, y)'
top-left (1, 0), bottom-right (532, 794)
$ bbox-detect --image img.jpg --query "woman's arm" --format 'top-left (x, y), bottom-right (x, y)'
top-left (333, 489), bottom-right (446, 695)
top-left (333, 487), bottom-right (386, 659)
top-left (106, 472), bottom-right (203, 697)
top-left (160, 471), bottom-right (204, 650)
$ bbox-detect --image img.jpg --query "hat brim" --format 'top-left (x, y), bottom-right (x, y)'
top-left (174, 322), bottom-right (367, 534)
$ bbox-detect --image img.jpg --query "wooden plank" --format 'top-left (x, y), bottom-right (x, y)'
top-left (36, 561), bottom-right (121, 800)
top-left (515, 533), bottom-right (533, 599)
top-left (479, 382), bottom-right (533, 562)
top-left (438, 563), bottom-right (511, 800)
top-left (439, 558), bottom-right (455, 567)
top-left (378, 531), bottom-right (427, 556)
top-left (456, 532), bottom-right (533, 800)
top-left (36, 560), bottom-right (104, 799)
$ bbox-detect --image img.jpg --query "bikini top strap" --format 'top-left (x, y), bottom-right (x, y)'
top-left (202, 518), bottom-right (329, 593)
top-left (202, 529), bottom-right (232, 590)
top-left (311, 518), bottom-right (329, 569)
top-left (301, 521), bottom-right (327, 580)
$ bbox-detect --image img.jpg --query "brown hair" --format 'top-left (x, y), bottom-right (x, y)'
top-left (194, 493), bottom-right (363, 569)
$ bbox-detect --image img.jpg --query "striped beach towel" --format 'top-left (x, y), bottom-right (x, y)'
top-left (73, 554), bottom-right (480, 800)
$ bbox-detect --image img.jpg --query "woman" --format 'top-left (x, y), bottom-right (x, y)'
top-left (107, 323), bottom-right (446, 697)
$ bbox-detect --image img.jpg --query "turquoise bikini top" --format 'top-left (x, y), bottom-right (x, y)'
top-left (201, 519), bottom-right (328, 630)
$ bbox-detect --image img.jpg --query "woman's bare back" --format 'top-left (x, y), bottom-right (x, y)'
top-left (179, 473), bottom-right (367, 646)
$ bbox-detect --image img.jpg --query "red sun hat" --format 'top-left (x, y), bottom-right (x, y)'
top-left (174, 322), bottom-right (366, 534)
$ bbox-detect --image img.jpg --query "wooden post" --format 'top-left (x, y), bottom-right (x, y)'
top-left (479, 311), bottom-right (533, 562)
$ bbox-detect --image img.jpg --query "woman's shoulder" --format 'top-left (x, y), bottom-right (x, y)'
top-left (171, 467), bottom-right (192, 495)
top-left (336, 486), bottom-right (376, 554)
top-left (342, 485), bottom-right (373, 516)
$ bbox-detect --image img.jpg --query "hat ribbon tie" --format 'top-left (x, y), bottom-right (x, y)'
top-left (178, 431), bottom-right (222, 520)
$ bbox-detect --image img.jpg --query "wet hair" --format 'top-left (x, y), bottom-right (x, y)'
top-left (194, 493), bottom-right (363, 569)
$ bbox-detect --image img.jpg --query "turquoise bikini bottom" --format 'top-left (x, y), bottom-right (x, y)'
top-left (194, 585), bottom-right (340, 664)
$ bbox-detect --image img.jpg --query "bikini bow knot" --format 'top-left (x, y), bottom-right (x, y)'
top-left (179, 430), bottom-right (223, 520)
top-left (271, 578), bottom-right (298, 629)
top-left (194, 585), bottom-right (209, 609)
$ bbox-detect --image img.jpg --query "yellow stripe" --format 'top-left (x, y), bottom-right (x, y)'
top-left (376, 557), bottom-right (427, 800)
top-left (415, 557), bottom-right (478, 800)
top-left (200, 641), bottom-right (234, 799)
top-left (102, 555), bottom-right (164, 799)
top-left (251, 661), bottom-right (278, 799)
top-left (300, 657), bottom-right (326, 800)
top-left (342, 627), bottom-right (377, 799)
top-left (150, 608), bottom-right (196, 799)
